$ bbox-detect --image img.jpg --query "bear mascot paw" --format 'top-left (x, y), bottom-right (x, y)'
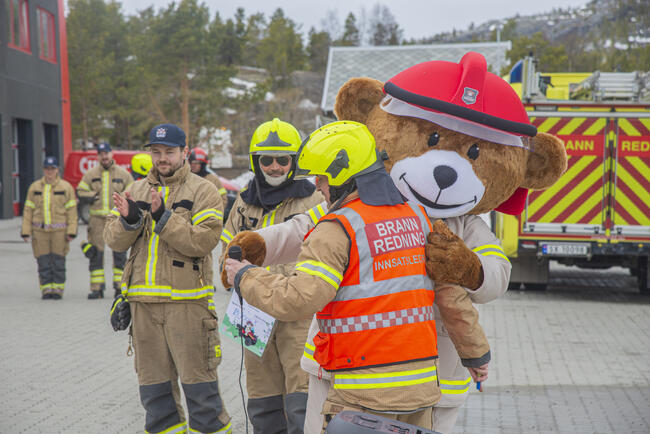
top-left (426, 220), bottom-right (483, 289)
top-left (221, 231), bottom-right (266, 288)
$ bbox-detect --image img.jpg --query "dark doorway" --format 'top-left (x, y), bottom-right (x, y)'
top-left (0, 115), bottom-right (3, 218)
top-left (43, 123), bottom-right (60, 162)
top-left (12, 118), bottom-right (34, 216)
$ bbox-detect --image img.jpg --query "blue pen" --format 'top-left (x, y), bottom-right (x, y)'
top-left (476, 381), bottom-right (481, 391)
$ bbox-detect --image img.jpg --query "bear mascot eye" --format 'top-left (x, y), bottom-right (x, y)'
top-left (428, 132), bottom-right (440, 147)
top-left (467, 144), bottom-right (480, 160)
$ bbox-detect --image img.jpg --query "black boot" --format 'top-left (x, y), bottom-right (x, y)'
top-left (51, 293), bottom-right (62, 300)
top-left (42, 293), bottom-right (53, 300)
top-left (88, 289), bottom-right (104, 299)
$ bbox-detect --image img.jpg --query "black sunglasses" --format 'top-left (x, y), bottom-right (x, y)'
top-left (259, 155), bottom-right (291, 167)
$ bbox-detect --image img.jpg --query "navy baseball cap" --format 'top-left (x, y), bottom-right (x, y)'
top-left (43, 156), bottom-right (58, 167)
top-left (146, 123), bottom-right (186, 148)
top-left (97, 142), bottom-right (112, 153)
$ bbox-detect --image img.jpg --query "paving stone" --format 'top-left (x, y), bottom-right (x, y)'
top-left (1, 217), bottom-right (649, 433)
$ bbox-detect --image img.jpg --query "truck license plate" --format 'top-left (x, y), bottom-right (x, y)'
top-left (540, 243), bottom-right (589, 256)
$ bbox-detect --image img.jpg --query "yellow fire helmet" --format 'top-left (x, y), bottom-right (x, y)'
top-left (131, 153), bottom-right (153, 178)
top-left (295, 121), bottom-right (383, 186)
top-left (249, 118), bottom-right (302, 173)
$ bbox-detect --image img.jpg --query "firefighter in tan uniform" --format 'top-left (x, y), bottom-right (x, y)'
top-left (189, 147), bottom-right (227, 205)
top-left (106, 123), bottom-right (231, 434)
top-left (220, 118), bottom-right (323, 434)
top-left (225, 122), bottom-right (491, 432)
top-left (21, 156), bottom-right (78, 299)
top-left (76, 142), bottom-right (134, 299)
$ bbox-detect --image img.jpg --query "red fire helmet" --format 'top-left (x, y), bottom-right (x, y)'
top-left (383, 51), bottom-right (535, 215)
top-left (189, 147), bottom-right (209, 164)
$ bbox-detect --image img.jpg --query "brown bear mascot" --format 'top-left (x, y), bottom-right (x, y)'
top-left (223, 52), bottom-right (567, 433)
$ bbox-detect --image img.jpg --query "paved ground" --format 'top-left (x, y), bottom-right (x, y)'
top-left (1, 216), bottom-right (649, 433)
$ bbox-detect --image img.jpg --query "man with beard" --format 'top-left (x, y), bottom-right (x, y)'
top-left (189, 147), bottom-right (227, 205)
top-left (77, 142), bottom-right (133, 299)
top-left (105, 123), bottom-right (230, 433)
top-left (220, 118), bottom-right (323, 434)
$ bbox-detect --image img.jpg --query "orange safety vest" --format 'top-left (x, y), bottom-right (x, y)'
top-left (312, 198), bottom-right (438, 371)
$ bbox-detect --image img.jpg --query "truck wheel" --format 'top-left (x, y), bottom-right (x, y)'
top-left (524, 283), bottom-right (548, 291)
top-left (638, 257), bottom-right (649, 295)
top-left (508, 281), bottom-right (522, 290)
top-left (79, 203), bottom-right (90, 225)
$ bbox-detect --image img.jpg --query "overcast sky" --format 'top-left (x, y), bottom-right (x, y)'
top-left (119, 0), bottom-right (591, 41)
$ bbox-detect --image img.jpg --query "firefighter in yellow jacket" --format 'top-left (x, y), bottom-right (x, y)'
top-left (220, 118), bottom-right (323, 434)
top-left (77, 142), bottom-right (134, 299)
top-left (189, 147), bottom-right (227, 205)
top-left (105, 123), bottom-right (230, 434)
top-left (21, 156), bottom-right (78, 299)
top-left (225, 122), bottom-right (490, 431)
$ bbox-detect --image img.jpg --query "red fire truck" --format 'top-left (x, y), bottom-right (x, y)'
top-left (495, 57), bottom-right (650, 293)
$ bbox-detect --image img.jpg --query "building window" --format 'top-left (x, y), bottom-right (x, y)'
top-left (8, 0), bottom-right (31, 53)
top-left (37, 7), bottom-right (56, 62)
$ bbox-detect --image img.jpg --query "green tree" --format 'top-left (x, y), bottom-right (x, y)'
top-left (368, 4), bottom-right (402, 46)
top-left (242, 12), bottom-right (266, 67)
top-left (307, 28), bottom-right (331, 72)
top-left (506, 32), bottom-right (568, 72)
top-left (257, 8), bottom-right (306, 87)
top-left (336, 12), bottom-right (360, 46)
top-left (67, 0), bottom-right (127, 146)
top-left (130, 0), bottom-right (235, 144)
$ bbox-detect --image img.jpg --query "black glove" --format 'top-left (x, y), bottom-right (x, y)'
top-left (110, 294), bottom-right (131, 331)
top-left (151, 199), bottom-right (165, 222)
top-left (81, 241), bottom-right (98, 259)
top-left (124, 198), bottom-right (142, 225)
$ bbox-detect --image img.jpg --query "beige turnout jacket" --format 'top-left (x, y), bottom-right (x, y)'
top-left (77, 161), bottom-right (133, 217)
top-left (22, 177), bottom-right (78, 237)
top-left (104, 163), bottom-right (223, 312)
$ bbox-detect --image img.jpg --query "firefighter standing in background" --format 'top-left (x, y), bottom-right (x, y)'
top-left (77, 142), bottom-right (133, 299)
top-left (220, 118), bottom-right (323, 434)
top-left (106, 123), bottom-right (230, 434)
top-left (189, 147), bottom-right (227, 204)
top-left (130, 152), bottom-right (153, 181)
top-left (225, 122), bottom-right (491, 431)
top-left (21, 156), bottom-right (78, 299)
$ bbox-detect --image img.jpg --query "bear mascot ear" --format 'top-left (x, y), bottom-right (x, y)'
top-left (521, 132), bottom-right (568, 190)
top-left (334, 78), bottom-right (385, 123)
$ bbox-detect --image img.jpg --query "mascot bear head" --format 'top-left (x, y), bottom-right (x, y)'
top-left (334, 51), bottom-right (567, 219)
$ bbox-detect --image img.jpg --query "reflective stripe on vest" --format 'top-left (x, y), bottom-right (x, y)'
top-left (333, 365), bottom-right (437, 390)
top-left (318, 305), bottom-right (434, 334)
top-left (313, 199), bottom-right (437, 371)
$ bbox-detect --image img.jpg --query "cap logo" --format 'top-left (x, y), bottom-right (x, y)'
top-left (462, 87), bottom-right (478, 105)
top-left (156, 128), bottom-right (167, 138)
